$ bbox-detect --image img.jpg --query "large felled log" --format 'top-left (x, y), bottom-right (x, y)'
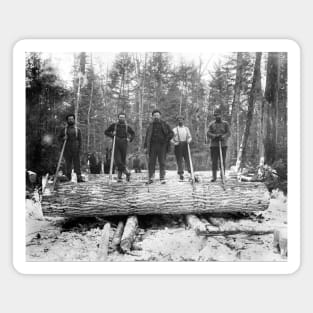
top-left (42, 173), bottom-right (270, 217)
top-left (120, 216), bottom-right (138, 253)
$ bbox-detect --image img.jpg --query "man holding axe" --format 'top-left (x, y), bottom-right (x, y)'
top-left (58, 114), bottom-right (84, 183)
top-left (171, 115), bottom-right (192, 181)
top-left (105, 112), bottom-right (135, 183)
top-left (207, 108), bottom-right (231, 182)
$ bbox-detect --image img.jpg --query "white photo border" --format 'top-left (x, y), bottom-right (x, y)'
top-left (13, 39), bottom-right (300, 274)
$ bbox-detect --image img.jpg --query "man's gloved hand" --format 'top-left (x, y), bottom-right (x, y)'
top-left (215, 134), bottom-right (221, 140)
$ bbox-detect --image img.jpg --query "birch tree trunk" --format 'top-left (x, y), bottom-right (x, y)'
top-left (87, 81), bottom-right (94, 152)
top-left (236, 52), bottom-right (262, 170)
top-left (228, 53), bottom-right (243, 167)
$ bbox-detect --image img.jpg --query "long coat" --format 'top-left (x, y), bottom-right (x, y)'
top-left (144, 120), bottom-right (174, 153)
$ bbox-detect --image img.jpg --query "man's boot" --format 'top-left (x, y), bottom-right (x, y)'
top-left (77, 175), bottom-right (85, 183)
top-left (211, 170), bottom-right (217, 182)
top-left (125, 168), bottom-right (131, 182)
top-left (160, 177), bottom-right (166, 184)
top-left (117, 171), bottom-right (123, 182)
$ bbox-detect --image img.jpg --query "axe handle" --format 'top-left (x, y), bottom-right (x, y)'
top-left (52, 139), bottom-right (67, 192)
top-left (109, 135), bottom-right (116, 184)
top-left (219, 140), bottom-right (226, 187)
top-left (187, 143), bottom-right (195, 184)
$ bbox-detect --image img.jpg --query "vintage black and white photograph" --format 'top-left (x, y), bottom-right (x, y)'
top-left (14, 39), bottom-right (299, 272)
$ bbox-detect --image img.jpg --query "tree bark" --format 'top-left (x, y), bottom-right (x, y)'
top-left (120, 216), bottom-right (138, 252)
top-left (42, 174), bottom-right (270, 217)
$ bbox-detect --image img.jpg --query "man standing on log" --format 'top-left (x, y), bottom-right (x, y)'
top-left (171, 115), bottom-right (192, 181)
top-left (105, 112), bottom-right (135, 182)
top-left (144, 109), bottom-right (174, 184)
top-left (58, 114), bottom-right (84, 182)
top-left (207, 108), bottom-right (231, 182)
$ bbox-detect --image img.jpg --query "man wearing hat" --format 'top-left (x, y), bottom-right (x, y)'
top-left (171, 115), bottom-right (192, 181)
top-left (144, 109), bottom-right (174, 184)
top-left (105, 112), bottom-right (135, 182)
top-left (58, 114), bottom-right (84, 182)
top-left (207, 108), bottom-right (231, 182)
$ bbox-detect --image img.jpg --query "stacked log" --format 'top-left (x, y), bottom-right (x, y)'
top-left (42, 174), bottom-right (270, 217)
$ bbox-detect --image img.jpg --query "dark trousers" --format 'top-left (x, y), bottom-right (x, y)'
top-left (174, 142), bottom-right (191, 175)
top-left (64, 149), bottom-right (81, 179)
top-left (114, 138), bottom-right (128, 173)
top-left (210, 146), bottom-right (227, 177)
top-left (149, 142), bottom-right (167, 179)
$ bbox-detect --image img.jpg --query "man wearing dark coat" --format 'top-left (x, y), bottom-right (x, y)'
top-left (105, 112), bottom-right (135, 182)
top-left (207, 108), bottom-right (231, 182)
top-left (144, 109), bottom-right (174, 184)
top-left (58, 114), bottom-right (84, 182)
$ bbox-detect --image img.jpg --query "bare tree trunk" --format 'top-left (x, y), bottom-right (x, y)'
top-left (264, 52), bottom-right (280, 164)
top-left (139, 53), bottom-right (147, 149)
top-left (195, 57), bottom-right (202, 144)
top-left (236, 52), bottom-right (262, 170)
top-left (75, 76), bottom-right (81, 126)
top-left (87, 81), bottom-right (94, 152)
top-left (228, 53), bottom-right (243, 167)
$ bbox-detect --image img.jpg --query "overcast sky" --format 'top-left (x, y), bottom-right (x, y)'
top-left (41, 52), bottom-right (230, 86)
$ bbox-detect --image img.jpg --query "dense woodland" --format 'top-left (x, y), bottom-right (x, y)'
top-left (26, 51), bottom-right (287, 179)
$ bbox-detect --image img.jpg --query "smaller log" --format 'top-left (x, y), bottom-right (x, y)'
top-left (120, 216), bottom-right (138, 253)
top-left (97, 223), bottom-right (110, 261)
top-left (203, 216), bottom-right (274, 236)
top-left (111, 221), bottom-right (124, 250)
top-left (186, 214), bottom-right (207, 235)
top-left (208, 217), bottom-right (227, 227)
top-left (198, 228), bottom-right (274, 237)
